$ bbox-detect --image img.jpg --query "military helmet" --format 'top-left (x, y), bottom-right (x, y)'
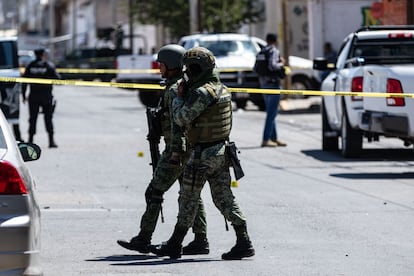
top-left (182, 47), bottom-right (215, 73)
top-left (157, 44), bottom-right (186, 70)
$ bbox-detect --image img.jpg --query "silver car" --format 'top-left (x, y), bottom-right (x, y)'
top-left (0, 110), bottom-right (42, 276)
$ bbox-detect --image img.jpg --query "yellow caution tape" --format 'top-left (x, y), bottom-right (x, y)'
top-left (23, 66), bottom-right (296, 75)
top-left (1, 76), bottom-right (414, 98)
top-left (0, 76), bottom-right (162, 90)
top-left (57, 68), bottom-right (161, 74)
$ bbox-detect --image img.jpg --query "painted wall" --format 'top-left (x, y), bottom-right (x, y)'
top-left (308, 0), bottom-right (378, 59)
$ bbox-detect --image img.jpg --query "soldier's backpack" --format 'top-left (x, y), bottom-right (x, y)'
top-left (253, 47), bottom-right (286, 79)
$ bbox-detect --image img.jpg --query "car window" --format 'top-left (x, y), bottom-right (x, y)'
top-left (198, 40), bottom-right (258, 57)
top-left (350, 38), bottom-right (414, 65)
top-left (0, 41), bottom-right (18, 69)
top-left (0, 126), bottom-right (6, 149)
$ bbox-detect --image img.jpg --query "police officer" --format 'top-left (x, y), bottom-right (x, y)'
top-left (117, 44), bottom-right (209, 255)
top-left (151, 47), bottom-right (255, 260)
top-left (22, 48), bottom-right (60, 148)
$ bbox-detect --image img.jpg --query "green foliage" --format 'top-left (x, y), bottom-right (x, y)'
top-left (201, 0), bottom-right (264, 33)
top-left (131, 0), bottom-right (264, 40)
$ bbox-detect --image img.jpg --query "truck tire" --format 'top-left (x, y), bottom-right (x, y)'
top-left (138, 89), bottom-right (162, 108)
top-left (291, 75), bottom-right (312, 99)
top-left (321, 99), bottom-right (339, 151)
top-left (249, 93), bottom-right (265, 111)
top-left (341, 110), bottom-right (363, 158)
top-left (235, 98), bottom-right (248, 109)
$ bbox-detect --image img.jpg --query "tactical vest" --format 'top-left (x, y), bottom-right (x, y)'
top-left (187, 83), bottom-right (232, 145)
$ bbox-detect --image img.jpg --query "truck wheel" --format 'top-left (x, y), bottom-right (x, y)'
top-left (321, 99), bottom-right (339, 151)
top-left (291, 75), bottom-right (311, 99)
top-left (249, 93), bottom-right (265, 111)
top-left (138, 89), bottom-right (162, 108)
top-left (341, 111), bottom-right (363, 158)
top-left (235, 99), bottom-right (247, 109)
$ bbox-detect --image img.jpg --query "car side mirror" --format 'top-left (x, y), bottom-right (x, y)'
top-left (18, 142), bottom-right (41, 162)
top-left (313, 57), bottom-right (328, 70)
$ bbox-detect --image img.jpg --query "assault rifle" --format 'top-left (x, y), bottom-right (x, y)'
top-left (225, 141), bottom-right (245, 180)
top-left (146, 107), bottom-right (162, 173)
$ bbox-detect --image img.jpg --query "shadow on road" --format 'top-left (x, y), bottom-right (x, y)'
top-left (302, 148), bottom-right (414, 162)
top-left (86, 255), bottom-right (220, 266)
top-left (330, 172), bottom-right (414, 179)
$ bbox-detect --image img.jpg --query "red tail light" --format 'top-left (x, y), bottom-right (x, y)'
top-left (386, 78), bottom-right (405, 106)
top-left (351, 76), bottom-right (363, 101)
top-left (389, 33), bottom-right (413, 39)
top-left (0, 161), bottom-right (28, 195)
top-left (151, 61), bottom-right (160, 69)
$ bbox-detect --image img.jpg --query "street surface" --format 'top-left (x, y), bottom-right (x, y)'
top-left (21, 85), bottom-right (414, 276)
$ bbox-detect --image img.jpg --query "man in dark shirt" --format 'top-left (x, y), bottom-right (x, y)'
top-left (22, 48), bottom-right (60, 148)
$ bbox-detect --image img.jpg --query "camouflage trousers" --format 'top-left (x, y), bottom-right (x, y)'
top-left (139, 149), bottom-right (207, 240)
top-left (177, 149), bottom-right (247, 230)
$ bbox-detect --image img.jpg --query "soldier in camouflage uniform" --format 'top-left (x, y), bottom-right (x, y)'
top-left (117, 44), bottom-right (209, 255)
top-left (151, 47), bottom-right (255, 260)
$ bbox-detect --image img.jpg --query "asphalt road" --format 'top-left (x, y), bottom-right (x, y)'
top-left (21, 85), bottom-right (414, 276)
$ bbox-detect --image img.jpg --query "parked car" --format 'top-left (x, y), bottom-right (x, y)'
top-left (18, 50), bottom-right (35, 68)
top-left (313, 25), bottom-right (414, 157)
top-left (56, 47), bottom-right (131, 81)
top-left (116, 33), bottom-right (320, 109)
top-left (179, 33), bottom-right (321, 109)
top-left (0, 110), bottom-right (42, 275)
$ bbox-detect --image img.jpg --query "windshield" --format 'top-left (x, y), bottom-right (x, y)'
top-left (198, 40), bottom-right (258, 57)
top-left (350, 38), bottom-right (414, 64)
top-left (0, 41), bottom-right (18, 69)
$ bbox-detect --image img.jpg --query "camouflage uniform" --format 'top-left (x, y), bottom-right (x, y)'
top-left (138, 76), bottom-right (207, 238)
top-left (118, 45), bottom-right (208, 254)
top-left (172, 72), bottom-right (246, 229)
top-left (152, 47), bottom-right (254, 260)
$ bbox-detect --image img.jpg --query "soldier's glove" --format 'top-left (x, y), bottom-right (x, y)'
top-left (177, 80), bottom-right (188, 98)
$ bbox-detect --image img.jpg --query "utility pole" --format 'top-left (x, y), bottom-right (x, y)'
top-left (72, 0), bottom-right (77, 51)
top-left (49, 0), bottom-right (55, 59)
top-left (282, 0), bottom-right (291, 90)
top-left (189, 0), bottom-right (200, 34)
top-left (129, 0), bottom-right (134, 51)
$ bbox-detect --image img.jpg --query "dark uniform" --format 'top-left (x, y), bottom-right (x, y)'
top-left (22, 48), bottom-right (60, 148)
top-left (152, 47), bottom-right (255, 260)
top-left (117, 44), bottom-right (209, 255)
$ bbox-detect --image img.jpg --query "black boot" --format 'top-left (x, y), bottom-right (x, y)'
top-left (48, 133), bottom-right (58, 148)
top-left (117, 232), bottom-right (152, 254)
top-left (13, 124), bottom-right (23, 142)
top-left (150, 226), bottom-right (187, 259)
top-left (222, 224), bottom-right (255, 260)
top-left (182, 233), bottom-right (209, 255)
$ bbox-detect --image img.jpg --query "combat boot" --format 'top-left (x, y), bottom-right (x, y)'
top-left (117, 232), bottom-right (152, 254)
top-left (221, 223), bottom-right (255, 260)
top-left (150, 226), bottom-right (187, 259)
top-left (182, 234), bottom-right (209, 255)
top-left (221, 239), bottom-right (255, 260)
top-left (48, 133), bottom-right (58, 148)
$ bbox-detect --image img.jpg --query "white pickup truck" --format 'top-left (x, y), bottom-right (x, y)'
top-left (116, 33), bottom-right (321, 109)
top-left (115, 53), bottom-right (161, 107)
top-left (313, 26), bottom-right (414, 157)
